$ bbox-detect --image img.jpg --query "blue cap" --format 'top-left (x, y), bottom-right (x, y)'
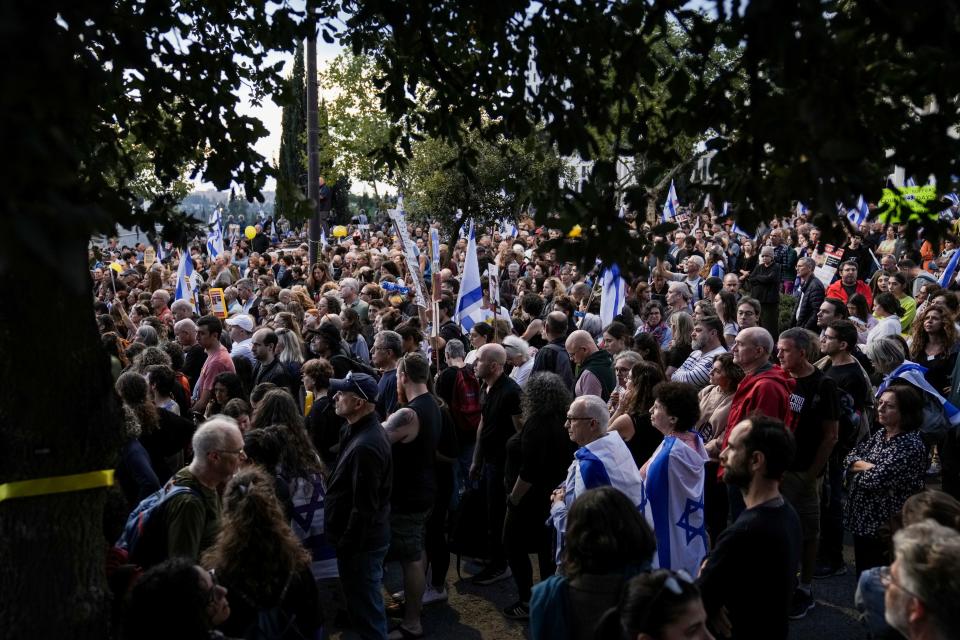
top-left (329, 371), bottom-right (379, 403)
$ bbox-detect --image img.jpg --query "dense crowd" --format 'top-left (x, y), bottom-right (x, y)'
top-left (91, 207), bottom-right (960, 640)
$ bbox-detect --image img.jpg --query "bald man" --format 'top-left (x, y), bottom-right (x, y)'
top-left (565, 329), bottom-right (616, 401)
top-left (711, 326), bottom-right (795, 521)
top-left (469, 343), bottom-right (523, 585)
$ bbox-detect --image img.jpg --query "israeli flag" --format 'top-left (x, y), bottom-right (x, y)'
top-left (906, 177), bottom-right (917, 187)
top-left (796, 201), bottom-right (808, 216)
top-left (155, 241), bottom-right (165, 262)
top-left (719, 202), bottom-right (730, 218)
top-left (174, 249), bottom-right (199, 309)
top-left (550, 433), bottom-right (646, 564)
top-left (500, 218), bottom-right (519, 238)
top-left (731, 221), bottom-right (752, 239)
top-left (847, 194), bottom-right (869, 228)
top-left (878, 362), bottom-right (960, 427)
top-left (702, 192), bottom-right (711, 211)
top-left (641, 434), bottom-right (710, 576)
top-left (939, 247), bottom-right (960, 288)
top-left (946, 193), bottom-right (960, 207)
top-left (320, 226), bottom-right (328, 248)
top-left (455, 220), bottom-right (484, 331)
top-left (430, 228), bottom-right (440, 271)
top-left (206, 210), bottom-right (224, 259)
top-left (599, 263), bottom-right (627, 328)
top-left (661, 180), bottom-right (680, 223)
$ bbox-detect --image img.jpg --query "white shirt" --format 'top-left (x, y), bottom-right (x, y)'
top-left (867, 315), bottom-right (902, 344)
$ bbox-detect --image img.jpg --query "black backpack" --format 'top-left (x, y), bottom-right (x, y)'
top-left (448, 487), bottom-right (489, 579)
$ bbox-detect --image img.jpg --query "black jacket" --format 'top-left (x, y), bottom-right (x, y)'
top-left (531, 338), bottom-right (575, 391)
top-left (793, 275), bottom-right (825, 331)
top-left (748, 262), bottom-right (781, 304)
top-left (324, 411), bottom-right (393, 552)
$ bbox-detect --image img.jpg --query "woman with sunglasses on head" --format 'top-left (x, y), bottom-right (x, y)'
top-left (595, 569), bottom-right (714, 640)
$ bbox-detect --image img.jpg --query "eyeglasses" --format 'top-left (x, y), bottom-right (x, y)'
top-left (878, 566), bottom-right (923, 601)
top-left (565, 415), bottom-right (593, 423)
top-left (204, 569), bottom-right (221, 604)
top-left (216, 447), bottom-right (245, 457)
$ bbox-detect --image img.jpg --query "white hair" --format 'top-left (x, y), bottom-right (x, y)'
top-left (575, 395), bottom-right (610, 433)
top-left (192, 416), bottom-right (240, 462)
top-left (502, 335), bottom-right (531, 363)
top-left (174, 318), bottom-right (197, 334)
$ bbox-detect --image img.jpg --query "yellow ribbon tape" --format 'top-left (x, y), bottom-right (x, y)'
top-left (0, 469), bottom-right (115, 503)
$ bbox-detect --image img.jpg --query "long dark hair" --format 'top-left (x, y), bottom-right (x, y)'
top-left (562, 487), bottom-right (656, 580)
top-left (522, 372), bottom-right (572, 423)
top-left (201, 467), bottom-right (311, 602)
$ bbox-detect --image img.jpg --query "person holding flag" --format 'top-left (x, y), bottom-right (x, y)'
top-left (661, 180), bottom-right (680, 223)
top-left (454, 220), bottom-right (485, 332)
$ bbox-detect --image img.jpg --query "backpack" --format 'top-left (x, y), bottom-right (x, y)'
top-left (450, 366), bottom-right (482, 434)
top-left (117, 484), bottom-right (202, 568)
top-left (448, 486), bottom-right (489, 578)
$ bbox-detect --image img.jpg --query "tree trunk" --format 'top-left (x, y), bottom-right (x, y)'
top-left (0, 241), bottom-right (124, 638)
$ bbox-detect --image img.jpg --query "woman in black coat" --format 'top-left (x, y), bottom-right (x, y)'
top-left (748, 246), bottom-right (782, 337)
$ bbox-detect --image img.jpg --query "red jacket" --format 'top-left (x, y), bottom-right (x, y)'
top-left (825, 279), bottom-right (873, 307)
top-left (719, 364), bottom-right (795, 477)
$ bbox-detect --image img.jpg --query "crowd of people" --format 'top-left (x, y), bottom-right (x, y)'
top-left (92, 206), bottom-right (960, 640)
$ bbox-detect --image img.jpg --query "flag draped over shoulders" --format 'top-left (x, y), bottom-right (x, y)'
top-left (642, 433), bottom-right (709, 577)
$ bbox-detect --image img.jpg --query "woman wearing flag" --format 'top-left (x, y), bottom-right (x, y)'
top-left (640, 382), bottom-right (709, 577)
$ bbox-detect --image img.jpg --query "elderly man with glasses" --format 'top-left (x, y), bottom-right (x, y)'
top-left (326, 371), bottom-right (393, 640)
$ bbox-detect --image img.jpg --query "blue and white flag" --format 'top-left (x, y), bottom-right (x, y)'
top-left (500, 218), bottom-right (518, 238)
top-left (642, 434), bottom-right (710, 577)
top-left (878, 362), bottom-right (960, 427)
top-left (719, 202), bottom-right (730, 218)
top-left (155, 241), bottom-right (166, 262)
top-left (270, 220), bottom-right (278, 241)
top-left (320, 226), bottom-right (328, 248)
top-left (939, 247), bottom-right (960, 288)
top-left (661, 180), bottom-right (680, 223)
top-left (946, 193), bottom-right (960, 207)
top-left (454, 220), bottom-right (484, 331)
top-left (549, 433), bottom-right (646, 564)
top-left (174, 249), bottom-right (199, 310)
top-left (731, 221), bottom-right (752, 239)
top-left (796, 201), bottom-right (808, 217)
top-left (906, 177), bottom-right (917, 187)
top-left (847, 194), bottom-right (869, 228)
top-left (702, 192), bottom-right (711, 211)
top-left (430, 228), bottom-right (441, 272)
top-left (599, 263), bottom-right (627, 328)
top-left (206, 210), bottom-right (224, 259)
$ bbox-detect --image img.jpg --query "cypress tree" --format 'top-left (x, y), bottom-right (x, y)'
top-left (275, 42), bottom-right (307, 220)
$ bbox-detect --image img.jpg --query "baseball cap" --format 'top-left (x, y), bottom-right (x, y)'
top-left (225, 314), bottom-right (255, 332)
top-left (329, 371), bottom-right (379, 403)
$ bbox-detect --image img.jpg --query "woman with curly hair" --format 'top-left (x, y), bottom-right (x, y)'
top-left (201, 466), bottom-right (319, 639)
top-left (609, 361), bottom-right (666, 469)
top-left (501, 372), bottom-right (577, 620)
top-left (641, 382), bottom-right (709, 576)
top-left (305, 263), bottom-right (332, 301)
top-left (116, 371), bottom-right (193, 484)
top-left (909, 306), bottom-right (959, 394)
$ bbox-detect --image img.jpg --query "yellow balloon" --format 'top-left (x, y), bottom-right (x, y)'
top-left (332, 225), bottom-right (348, 238)
top-left (109, 262), bottom-right (123, 273)
top-left (567, 224), bottom-right (582, 238)
top-left (244, 225), bottom-right (257, 240)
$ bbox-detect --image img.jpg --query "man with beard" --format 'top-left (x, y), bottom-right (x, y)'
top-left (670, 315), bottom-right (727, 389)
top-left (698, 415), bottom-right (801, 640)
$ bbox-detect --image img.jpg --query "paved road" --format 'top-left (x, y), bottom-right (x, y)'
top-left (332, 544), bottom-right (868, 639)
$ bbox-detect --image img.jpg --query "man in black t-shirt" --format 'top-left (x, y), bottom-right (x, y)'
top-left (699, 414), bottom-right (800, 640)
top-left (469, 343), bottom-right (522, 585)
top-left (817, 319), bottom-right (871, 578)
top-left (777, 328), bottom-right (840, 618)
